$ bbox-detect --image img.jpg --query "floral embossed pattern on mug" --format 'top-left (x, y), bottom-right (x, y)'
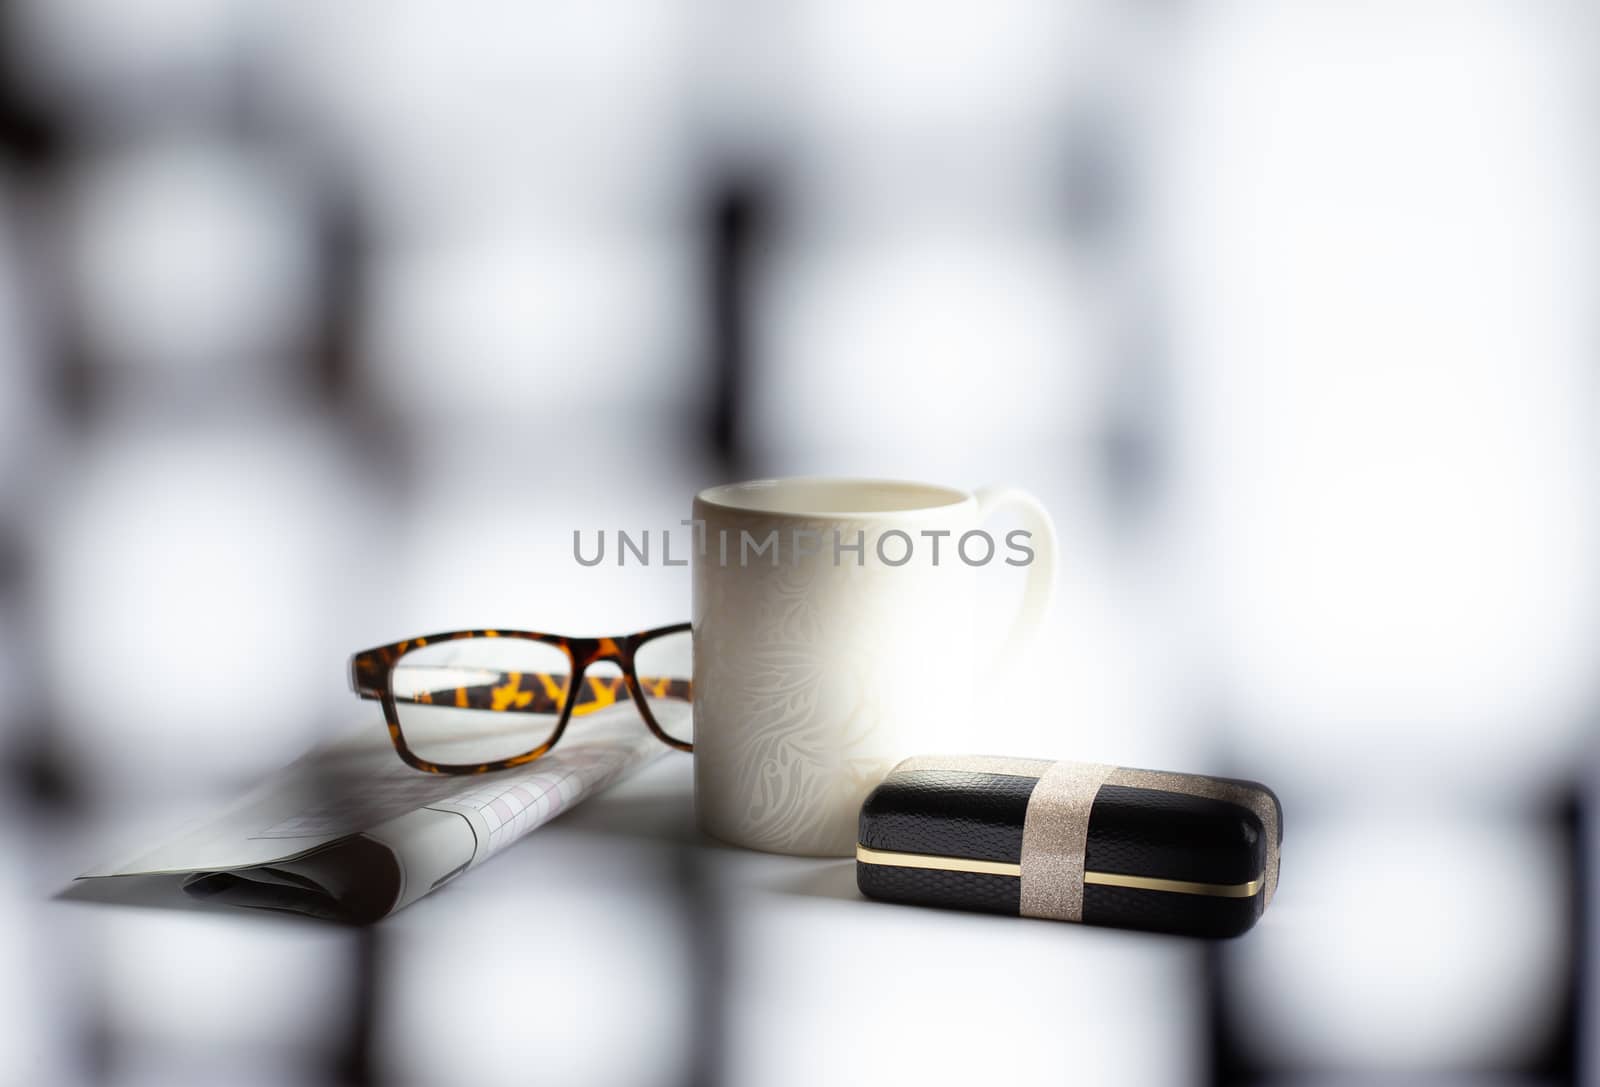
top-left (691, 478), bottom-right (1057, 856)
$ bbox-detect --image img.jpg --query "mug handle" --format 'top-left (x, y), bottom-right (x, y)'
top-left (973, 485), bottom-right (1058, 662)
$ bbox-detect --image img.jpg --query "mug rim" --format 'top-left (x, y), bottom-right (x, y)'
top-left (695, 476), bottom-right (973, 520)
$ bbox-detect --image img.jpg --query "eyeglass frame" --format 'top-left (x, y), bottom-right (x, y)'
top-left (349, 622), bottom-right (693, 774)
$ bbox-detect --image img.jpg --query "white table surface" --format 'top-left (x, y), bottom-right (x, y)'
top-left (38, 753), bottom-right (1209, 1087)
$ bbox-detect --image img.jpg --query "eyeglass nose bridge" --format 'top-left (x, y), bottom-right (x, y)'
top-left (574, 636), bottom-right (630, 670)
top-left (564, 637), bottom-right (634, 704)
top-left (559, 641), bottom-right (642, 731)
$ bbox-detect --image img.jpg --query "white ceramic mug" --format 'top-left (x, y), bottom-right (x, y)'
top-left (691, 477), bottom-right (1057, 856)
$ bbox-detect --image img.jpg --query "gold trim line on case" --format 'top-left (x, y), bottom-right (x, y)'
top-left (854, 845), bottom-right (1021, 877)
top-left (855, 845), bottom-right (1263, 899)
top-left (1082, 870), bottom-right (1263, 899)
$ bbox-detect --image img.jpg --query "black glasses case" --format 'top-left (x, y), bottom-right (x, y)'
top-left (856, 756), bottom-right (1281, 938)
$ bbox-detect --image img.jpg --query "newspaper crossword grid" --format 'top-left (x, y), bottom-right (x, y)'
top-left (436, 748), bottom-right (630, 856)
top-left (252, 717), bottom-right (655, 842)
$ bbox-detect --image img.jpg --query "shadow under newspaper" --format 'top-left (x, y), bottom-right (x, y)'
top-left (73, 707), bottom-right (666, 923)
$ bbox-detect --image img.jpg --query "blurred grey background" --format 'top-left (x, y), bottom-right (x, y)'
top-left (0, 1), bottom-right (1596, 1084)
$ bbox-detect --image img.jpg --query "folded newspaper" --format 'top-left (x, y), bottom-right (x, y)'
top-left (76, 706), bottom-right (666, 922)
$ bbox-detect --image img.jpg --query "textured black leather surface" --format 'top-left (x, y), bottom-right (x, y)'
top-left (858, 770), bottom-right (1038, 863)
top-left (1085, 785), bottom-right (1264, 885)
top-left (1083, 884), bottom-right (1263, 938)
top-left (857, 863), bottom-right (1021, 915)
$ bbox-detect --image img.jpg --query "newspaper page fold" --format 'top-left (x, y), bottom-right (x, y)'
top-left (77, 706), bottom-right (666, 922)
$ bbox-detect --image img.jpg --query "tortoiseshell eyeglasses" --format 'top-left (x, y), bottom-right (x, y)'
top-left (349, 623), bottom-right (692, 774)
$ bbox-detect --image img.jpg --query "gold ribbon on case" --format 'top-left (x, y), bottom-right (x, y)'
top-left (1018, 761), bottom-right (1115, 922)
